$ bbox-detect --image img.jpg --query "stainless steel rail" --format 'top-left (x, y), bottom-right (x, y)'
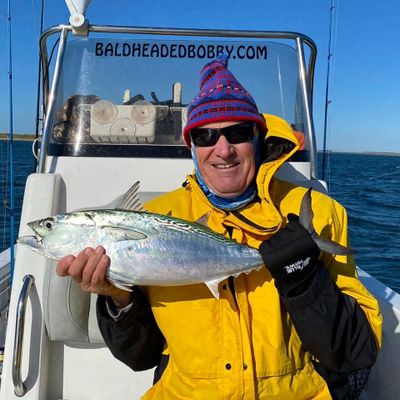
top-left (12, 274), bottom-right (35, 397)
top-left (37, 24), bottom-right (318, 176)
top-left (296, 36), bottom-right (318, 180)
top-left (39, 24), bottom-right (317, 111)
top-left (37, 27), bottom-right (68, 173)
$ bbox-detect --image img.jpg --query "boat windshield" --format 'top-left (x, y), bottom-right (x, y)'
top-left (48, 37), bottom-right (309, 159)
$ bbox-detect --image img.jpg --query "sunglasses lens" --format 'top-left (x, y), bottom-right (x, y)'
top-left (190, 123), bottom-right (256, 147)
top-left (190, 128), bottom-right (219, 147)
top-left (225, 123), bottom-right (255, 144)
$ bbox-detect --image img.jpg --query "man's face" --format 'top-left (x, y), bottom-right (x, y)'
top-left (193, 121), bottom-right (257, 198)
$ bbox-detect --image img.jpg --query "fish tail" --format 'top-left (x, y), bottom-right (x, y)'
top-left (299, 188), bottom-right (355, 255)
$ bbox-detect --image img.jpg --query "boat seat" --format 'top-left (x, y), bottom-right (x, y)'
top-left (43, 261), bottom-right (104, 344)
top-left (21, 172), bottom-right (105, 345)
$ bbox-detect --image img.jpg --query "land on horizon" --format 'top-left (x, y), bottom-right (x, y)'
top-left (0, 133), bottom-right (36, 141)
top-left (1, 133), bottom-right (399, 156)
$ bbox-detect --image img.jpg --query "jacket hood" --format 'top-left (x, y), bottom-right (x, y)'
top-left (261, 113), bottom-right (300, 164)
top-left (255, 113), bottom-right (300, 202)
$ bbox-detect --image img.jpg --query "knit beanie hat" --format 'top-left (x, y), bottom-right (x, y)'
top-left (183, 54), bottom-right (266, 147)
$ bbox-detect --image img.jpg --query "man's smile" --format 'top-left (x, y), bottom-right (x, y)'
top-left (212, 162), bottom-right (240, 169)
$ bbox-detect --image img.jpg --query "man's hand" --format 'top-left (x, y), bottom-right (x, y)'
top-left (56, 246), bottom-right (132, 308)
top-left (259, 215), bottom-right (320, 296)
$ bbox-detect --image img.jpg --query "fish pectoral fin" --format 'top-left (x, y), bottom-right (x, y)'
top-left (312, 233), bottom-right (356, 255)
top-left (99, 226), bottom-right (147, 241)
top-left (205, 278), bottom-right (223, 299)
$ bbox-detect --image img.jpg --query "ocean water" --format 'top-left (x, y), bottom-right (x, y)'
top-left (320, 152), bottom-right (400, 293)
top-left (1, 141), bottom-right (400, 292)
top-left (0, 141), bottom-right (35, 253)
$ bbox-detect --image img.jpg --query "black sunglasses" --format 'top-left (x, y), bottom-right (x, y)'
top-left (190, 122), bottom-right (257, 147)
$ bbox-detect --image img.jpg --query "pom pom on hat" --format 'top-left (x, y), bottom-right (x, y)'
top-left (183, 54), bottom-right (266, 147)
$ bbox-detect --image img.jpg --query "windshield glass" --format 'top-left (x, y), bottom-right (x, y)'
top-left (49, 36), bottom-right (307, 158)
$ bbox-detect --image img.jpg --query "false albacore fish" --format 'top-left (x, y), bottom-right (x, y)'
top-left (17, 185), bottom-right (353, 298)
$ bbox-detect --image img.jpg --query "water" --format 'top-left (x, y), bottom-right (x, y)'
top-left (0, 140), bottom-right (35, 253)
top-left (1, 142), bottom-right (400, 292)
top-left (321, 152), bottom-right (400, 293)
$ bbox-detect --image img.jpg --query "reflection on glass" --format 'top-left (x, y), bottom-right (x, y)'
top-left (50, 37), bottom-right (307, 156)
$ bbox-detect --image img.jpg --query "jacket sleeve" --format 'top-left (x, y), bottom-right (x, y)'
top-left (96, 287), bottom-right (165, 371)
top-left (281, 264), bottom-right (379, 372)
top-left (280, 193), bottom-right (382, 370)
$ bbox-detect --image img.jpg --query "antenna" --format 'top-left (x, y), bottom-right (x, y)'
top-left (65, 0), bottom-right (92, 35)
top-left (321, 0), bottom-right (336, 182)
top-left (34, 0), bottom-right (45, 171)
top-left (7, 0), bottom-right (15, 280)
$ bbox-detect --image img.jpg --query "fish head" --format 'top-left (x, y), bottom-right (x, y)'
top-left (18, 212), bottom-right (97, 260)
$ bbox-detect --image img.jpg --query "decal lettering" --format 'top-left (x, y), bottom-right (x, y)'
top-left (94, 42), bottom-right (268, 60)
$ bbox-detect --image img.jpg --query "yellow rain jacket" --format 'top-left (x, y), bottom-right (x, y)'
top-left (139, 114), bottom-right (382, 399)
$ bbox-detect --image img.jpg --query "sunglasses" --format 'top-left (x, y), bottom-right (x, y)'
top-left (190, 122), bottom-right (257, 147)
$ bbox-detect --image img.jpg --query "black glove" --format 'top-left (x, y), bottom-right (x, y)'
top-left (259, 214), bottom-right (320, 296)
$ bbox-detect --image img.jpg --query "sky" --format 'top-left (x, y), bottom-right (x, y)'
top-left (0, 0), bottom-right (399, 153)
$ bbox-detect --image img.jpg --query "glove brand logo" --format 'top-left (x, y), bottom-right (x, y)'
top-left (284, 257), bottom-right (311, 274)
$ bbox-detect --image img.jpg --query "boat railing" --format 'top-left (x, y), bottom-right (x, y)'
top-left (12, 274), bottom-right (35, 397)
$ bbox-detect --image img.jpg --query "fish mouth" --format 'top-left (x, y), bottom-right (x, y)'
top-left (17, 235), bottom-right (42, 247)
top-left (34, 232), bottom-right (43, 242)
top-left (17, 235), bottom-right (59, 260)
top-left (26, 221), bottom-right (47, 243)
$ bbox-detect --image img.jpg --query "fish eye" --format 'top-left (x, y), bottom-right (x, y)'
top-left (42, 218), bottom-right (55, 230)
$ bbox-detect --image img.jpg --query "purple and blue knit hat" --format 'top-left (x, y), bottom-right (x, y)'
top-left (183, 54), bottom-right (266, 147)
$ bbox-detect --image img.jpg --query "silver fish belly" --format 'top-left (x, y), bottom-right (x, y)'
top-left (18, 209), bottom-right (264, 298)
top-left (96, 211), bottom-right (263, 289)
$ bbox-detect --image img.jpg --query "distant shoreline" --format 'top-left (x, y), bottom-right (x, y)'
top-left (1, 134), bottom-right (399, 156)
top-left (318, 150), bottom-right (400, 157)
top-left (0, 134), bottom-right (36, 142)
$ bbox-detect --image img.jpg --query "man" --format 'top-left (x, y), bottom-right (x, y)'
top-left (57, 55), bottom-right (382, 399)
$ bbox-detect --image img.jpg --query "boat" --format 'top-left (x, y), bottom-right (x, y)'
top-left (0, 1), bottom-right (399, 398)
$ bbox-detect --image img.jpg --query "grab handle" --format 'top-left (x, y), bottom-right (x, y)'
top-left (12, 274), bottom-right (35, 397)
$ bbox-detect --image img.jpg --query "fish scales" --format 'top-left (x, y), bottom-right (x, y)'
top-left (92, 210), bottom-right (262, 286)
top-left (18, 209), bottom-right (263, 296)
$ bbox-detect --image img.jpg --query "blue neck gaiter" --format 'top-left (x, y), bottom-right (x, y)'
top-left (190, 135), bottom-right (260, 211)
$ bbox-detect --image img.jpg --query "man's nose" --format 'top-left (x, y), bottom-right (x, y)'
top-left (214, 134), bottom-right (235, 156)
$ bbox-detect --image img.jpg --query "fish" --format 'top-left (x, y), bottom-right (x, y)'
top-left (17, 184), bottom-right (353, 298)
top-left (299, 188), bottom-right (355, 256)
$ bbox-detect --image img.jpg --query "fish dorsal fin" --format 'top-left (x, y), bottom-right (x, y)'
top-left (98, 226), bottom-right (146, 241)
top-left (196, 212), bottom-right (211, 228)
top-left (114, 181), bottom-right (143, 211)
top-left (74, 181), bottom-right (143, 212)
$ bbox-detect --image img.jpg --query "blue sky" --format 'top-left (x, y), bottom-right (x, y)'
top-left (0, 0), bottom-right (399, 152)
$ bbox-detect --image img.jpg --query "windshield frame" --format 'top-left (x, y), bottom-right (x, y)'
top-left (38, 25), bottom-right (318, 177)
